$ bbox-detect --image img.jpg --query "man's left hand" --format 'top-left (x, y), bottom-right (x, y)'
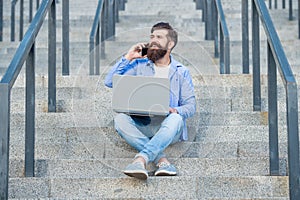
top-left (169, 108), bottom-right (178, 114)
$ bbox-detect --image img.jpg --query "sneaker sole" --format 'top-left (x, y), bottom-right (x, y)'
top-left (154, 170), bottom-right (177, 176)
top-left (123, 170), bottom-right (148, 180)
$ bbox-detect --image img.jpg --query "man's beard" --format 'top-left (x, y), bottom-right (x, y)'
top-left (147, 43), bottom-right (167, 62)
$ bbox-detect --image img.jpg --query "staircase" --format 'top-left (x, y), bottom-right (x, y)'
top-left (2, 0), bottom-right (300, 199)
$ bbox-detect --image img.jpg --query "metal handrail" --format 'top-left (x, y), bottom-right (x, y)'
top-left (251, 0), bottom-right (300, 199)
top-left (0, 0), bottom-right (3, 41)
top-left (89, 0), bottom-right (104, 75)
top-left (268, 0), bottom-right (294, 20)
top-left (0, 0), bottom-right (40, 41)
top-left (269, 0), bottom-right (286, 9)
top-left (200, 0), bottom-right (230, 74)
top-left (268, 0), bottom-right (299, 38)
top-left (0, 0), bottom-right (56, 199)
top-left (89, 0), bottom-right (125, 75)
top-left (213, 0), bottom-right (230, 74)
top-left (11, 0), bottom-right (24, 41)
top-left (11, 0), bottom-right (40, 41)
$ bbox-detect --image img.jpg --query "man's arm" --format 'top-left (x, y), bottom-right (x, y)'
top-left (104, 57), bottom-right (132, 88)
top-left (104, 43), bottom-right (147, 88)
top-left (174, 70), bottom-right (196, 119)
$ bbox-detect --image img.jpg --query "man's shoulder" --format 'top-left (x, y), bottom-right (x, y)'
top-left (171, 59), bottom-right (189, 73)
top-left (170, 56), bottom-right (187, 69)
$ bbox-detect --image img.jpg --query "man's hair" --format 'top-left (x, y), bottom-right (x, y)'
top-left (151, 22), bottom-right (178, 49)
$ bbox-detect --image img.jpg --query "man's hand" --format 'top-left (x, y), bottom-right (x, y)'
top-left (124, 43), bottom-right (147, 61)
top-left (169, 107), bottom-right (178, 114)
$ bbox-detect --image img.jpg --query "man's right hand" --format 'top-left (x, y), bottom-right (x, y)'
top-left (124, 43), bottom-right (147, 61)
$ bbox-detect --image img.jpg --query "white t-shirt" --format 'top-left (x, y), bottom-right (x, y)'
top-left (154, 64), bottom-right (170, 78)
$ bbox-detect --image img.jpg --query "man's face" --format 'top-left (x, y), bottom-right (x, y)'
top-left (149, 29), bottom-right (170, 50)
top-left (147, 29), bottom-right (171, 62)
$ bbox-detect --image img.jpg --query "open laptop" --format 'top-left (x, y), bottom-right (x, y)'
top-left (112, 74), bottom-right (170, 116)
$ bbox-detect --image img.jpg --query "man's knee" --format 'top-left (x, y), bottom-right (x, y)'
top-left (114, 113), bottom-right (130, 131)
top-left (163, 113), bottom-right (183, 130)
top-left (169, 113), bottom-right (183, 124)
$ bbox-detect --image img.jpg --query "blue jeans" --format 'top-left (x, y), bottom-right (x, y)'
top-left (114, 113), bottom-right (184, 164)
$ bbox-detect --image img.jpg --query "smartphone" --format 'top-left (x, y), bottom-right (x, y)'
top-left (141, 47), bottom-right (148, 56)
top-left (141, 43), bottom-right (149, 56)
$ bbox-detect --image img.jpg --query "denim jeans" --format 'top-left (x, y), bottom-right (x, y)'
top-left (114, 113), bottom-right (184, 164)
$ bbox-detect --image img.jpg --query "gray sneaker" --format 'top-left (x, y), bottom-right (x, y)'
top-left (154, 162), bottom-right (177, 176)
top-left (123, 162), bottom-right (148, 180)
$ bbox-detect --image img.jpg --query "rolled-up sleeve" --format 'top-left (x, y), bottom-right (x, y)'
top-left (104, 57), bottom-right (136, 88)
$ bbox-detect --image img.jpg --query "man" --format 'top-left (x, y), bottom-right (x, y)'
top-left (105, 22), bottom-right (196, 180)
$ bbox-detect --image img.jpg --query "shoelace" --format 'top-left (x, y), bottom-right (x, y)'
top-left (157, 162), bottom-right (170, 168)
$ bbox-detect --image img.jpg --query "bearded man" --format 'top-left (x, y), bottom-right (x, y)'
top-left (105, 22), bottom-right (196, 180)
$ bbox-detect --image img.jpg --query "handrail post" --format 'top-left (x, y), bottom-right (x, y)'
top-left (0, 0), bottom-right (3, 41)
top-left (288, 0), bottom-right (293, 20)
top-left (202, 0), bottom-right (206, 22)
top-left (119, 0), bottom-right (125, 10)
top-left (48, 0), bottom-right (56, 112)
top-left (252, 0), bottom-right (261, 111)
top-left (115, 0), bottom-right (119, 23)
top-left (96, 24), bottom-right (100, 75)
top-left (107, 0), bottom-right (114, 40)
top-left (224, 34), bottom-right (230, 74)
top-left (220, 25), bottom-right (224, 73)
top-left (20, 0), bottom-right (24, 41)
top-left (0, 84), bottom-right (10, 200)
top-left (101, 0), bottom-right (107, 59)
top-left (11, 1), bottom-right (16, 41)
top-left (195, 0), bottom-right (203, 9)
top-left (267, 42), bottom-right (279, 175)
top-left (286, 83), bottom-right (300, 199)
top-left (89, 39), bottom-right (95, 75)
top-left (25, 43), bottom-right (35, 177)
top-left (62, 0), bottom-right (69, 75)
top-left (112, 0), bottom-right (116, 38)
top-left (242, 0), bottom-right (249, 73)
top-left (212, 0), bottom-right (219, 58)
top-left (29, 0), bottom-right (33, 22)
top-left (205, 0), bottom-right (214, 40)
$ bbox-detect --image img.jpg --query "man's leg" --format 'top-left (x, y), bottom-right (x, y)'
top-left (114, 113), bottom-right (153, 179)
top-left (114, 113), bottom-right (151, 161)
top-left (136, 113), bottom-right (183, 164)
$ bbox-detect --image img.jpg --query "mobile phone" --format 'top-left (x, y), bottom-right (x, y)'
top-left (141, 47), bottom-right (148, 56)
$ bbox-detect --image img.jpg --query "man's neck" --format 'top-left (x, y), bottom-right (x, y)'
top-left (154, 55), bottom-right (171, 67)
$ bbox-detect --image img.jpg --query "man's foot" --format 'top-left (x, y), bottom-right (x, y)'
top-left (154, 162), bottom-right (177, 176)
top-left (123, 162), bottom-right (148, 180)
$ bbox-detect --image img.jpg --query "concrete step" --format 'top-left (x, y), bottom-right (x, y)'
top-left (7, 73), bottom-right (298, 99)
top-left (115, 22), bottom-right (205, 42)
top-left (7, 86), bottom-right (298, 114)
top-left (8, 110), bottom-right (296, 132)
top-left (8, 129), bottom-right (291, 164)
top-left (123, 0), bottom-right (198, 15)
top-left (1, 0), bottom-right (99, 18)
top-left (8, 175), bottom-right (289, 199)
top-left (8, 157), bottom-right (282, 179)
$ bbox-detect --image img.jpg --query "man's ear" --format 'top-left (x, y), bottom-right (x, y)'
top-left (168, 41), bottom-right (175, 50)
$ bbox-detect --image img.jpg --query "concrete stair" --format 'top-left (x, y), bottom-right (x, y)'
top-left (6, 74), bottom-right (291, 199)
top-left (1, 0), bottom-right (299, 199)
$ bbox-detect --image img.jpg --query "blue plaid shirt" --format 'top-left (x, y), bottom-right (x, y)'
top-left (105, 55), bottom-right (196, 141)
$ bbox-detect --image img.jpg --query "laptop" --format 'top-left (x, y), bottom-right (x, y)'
top-left (112, 74), bottom-right (170, 116)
